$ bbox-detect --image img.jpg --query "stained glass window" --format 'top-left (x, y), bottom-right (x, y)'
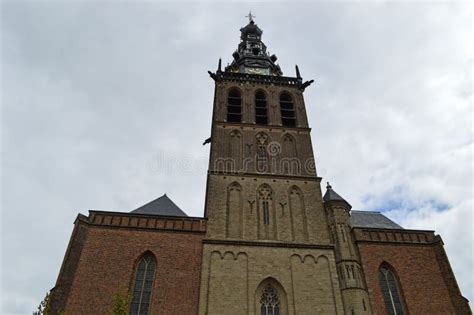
top-left (130, 253), bottom-right (156, 315)
top-left (379, 265), bottom-right (405, 315)
top-left (260, 284), bottom-right (280, 315)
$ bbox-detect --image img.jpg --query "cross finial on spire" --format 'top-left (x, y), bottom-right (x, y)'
top-left (326, 182), bottom-right (332, 189)
top-left (245, 10), bottom-right (255, 22)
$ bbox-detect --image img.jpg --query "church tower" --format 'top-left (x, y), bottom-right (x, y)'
top-left (199, 16), bottom-right (346, 314)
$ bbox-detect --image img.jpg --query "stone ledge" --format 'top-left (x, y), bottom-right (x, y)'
top-left (74, 211), bottom-right (207, 233)
top-left (353, 227), bottom-right (437, 245)
top-left (203, 238), bottom-right (334, 250)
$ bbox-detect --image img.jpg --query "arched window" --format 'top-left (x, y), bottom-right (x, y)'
top-left (280, 92), bottom-right (296, 127)
top-left (379, 265), bottom-right (405, 315)
top-left (255, 90), bottom-right (268, 125)
top-left (227, 88), bottom-right (242, 123)
top-left (258, 184), bottom-right (273, 225)
top-left (130, 253), bottom-right (156, 315)
top-left (260, 283), bottom-right (280, 315)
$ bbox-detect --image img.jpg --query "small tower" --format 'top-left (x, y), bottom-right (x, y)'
top-left (324, 183), bottom-right (372, 315)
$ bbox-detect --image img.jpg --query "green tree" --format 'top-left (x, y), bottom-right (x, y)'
top-left (34, 291), bottom-right (51, 315)
top-left (111, 285), bottom-right (130, 315)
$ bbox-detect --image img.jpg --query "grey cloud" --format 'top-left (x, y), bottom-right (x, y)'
top-left (1, 1), bottom-right (472, 313)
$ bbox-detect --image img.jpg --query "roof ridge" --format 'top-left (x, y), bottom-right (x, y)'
top-left (131, 194), bottom-right (188, 217)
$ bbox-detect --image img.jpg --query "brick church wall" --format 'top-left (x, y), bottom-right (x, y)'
top-left (354, 228), bottom-right (470, 314)
top-left (50, 212), bottom-right (206, 314)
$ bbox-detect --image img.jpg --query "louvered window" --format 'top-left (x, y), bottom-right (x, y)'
top-left (280, 92), bottom-right (296, 127)
top-left (227, 89), bottom-right (242, 123)
top-left (130, 253), bottom-right (156, 315)
top-left (255, 90), bottom-right (268, 125)
top-left (379, 266), bottom-right (405, 315)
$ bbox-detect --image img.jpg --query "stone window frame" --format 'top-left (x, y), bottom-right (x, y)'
top-left (130, 251), bottom-right (156, 315)
top-left (378, 262), bottom-right (406, 315)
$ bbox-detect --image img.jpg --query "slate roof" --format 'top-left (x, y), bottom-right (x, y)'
top-left (323, 182), bottom-right (351, 207)
top-left (351, 210), bottom-right (403, 229)
top-left (131, 194), bottom-right (188, 217)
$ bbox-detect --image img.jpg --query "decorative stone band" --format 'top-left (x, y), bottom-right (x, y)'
top-left (208, 71), bottom-right (314, 91)
top-left (75, 211), bottom-right (207, 233)
top-left (353, 228), bottom-right (437, 244)
top-left (203, 238), bottom-right (335, 250)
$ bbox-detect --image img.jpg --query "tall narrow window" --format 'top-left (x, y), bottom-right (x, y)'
top-left (260, 284), bottom-right (280, 315)
top-left (227, 88), bottom-right (242, 123)
top-left (255, 90), bottom-right (268, 125)
top-left (131, 253), bottom-right (156, 315)
top-left (262, 201), bottom-right (269, 225)
top-left (258, 184), bottom-right (273, 226)
top-left (280, 92), bottom-right (296, 127)
top-left (379, 265), bottom-right (405, 315)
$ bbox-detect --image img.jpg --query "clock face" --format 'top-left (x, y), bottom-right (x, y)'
top-left (245, 67), bottom-right (270, 75)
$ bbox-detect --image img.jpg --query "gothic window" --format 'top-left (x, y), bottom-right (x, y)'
top-left (255, 132), bottom-right (269, 172)
top-left (260, 283), bottom-right (280, 315)
top-left (130, 252), bottom-right (156, 315)
top-left (280, 92), bottom-right (296, 127)
top-left (379, 264), bottom-right (405, 315)
top-left (258, 184), bottom-right (273, 225)
top-left (227, 88), bottom-right (242, 123)
top-left (255, 90), bottom-right (268, 125)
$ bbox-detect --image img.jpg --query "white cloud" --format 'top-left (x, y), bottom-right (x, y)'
top-left (1, 1), bottom-right (472, 313)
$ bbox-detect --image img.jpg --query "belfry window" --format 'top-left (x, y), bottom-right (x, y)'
top-left (260, 283), bottom-right (280, 315)
top-left (255, 90), bottom-right (268, 125)
top-left (280, 92), bottom-right (296, 127)
top-left (130, 253), bottom-right (156, 315)
top-left (379, 265), bottom-right (405, 315)
top-left (227, 89), bottom-right (242, 123)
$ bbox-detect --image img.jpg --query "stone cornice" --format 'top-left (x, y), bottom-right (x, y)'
top-left (214, 121), bottom-right (312, 132)
top-left (203, 238), bottom-right (334, 250)
top-left (353, 227), bottom-right (437, 245)
top-left (75, 210), bottom-right (207, 234)
top-left (207, 171), bottom-right (322, 182)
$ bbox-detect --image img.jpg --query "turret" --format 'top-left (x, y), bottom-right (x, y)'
top-left (324, 183), bottom-right (372, 315)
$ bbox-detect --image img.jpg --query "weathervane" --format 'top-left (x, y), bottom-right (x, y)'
top-left (245, 10), bottom-right (255, 22)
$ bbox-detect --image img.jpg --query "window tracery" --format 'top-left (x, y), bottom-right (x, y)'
top-left (258, 184), bottom-right (272, 225)
top-left (255, 132), bottom-right (269, 172)
top-left (260, 283), bottom-right (280, 315)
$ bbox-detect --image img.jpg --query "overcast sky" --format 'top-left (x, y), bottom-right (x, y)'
top-left (1, 1), bottom-right (472, 313)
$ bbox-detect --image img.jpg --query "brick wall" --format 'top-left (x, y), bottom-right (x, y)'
top-left (50, 213), bottom-right (205, 314)
top-left (357, 239), bottom-right (463, 314)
